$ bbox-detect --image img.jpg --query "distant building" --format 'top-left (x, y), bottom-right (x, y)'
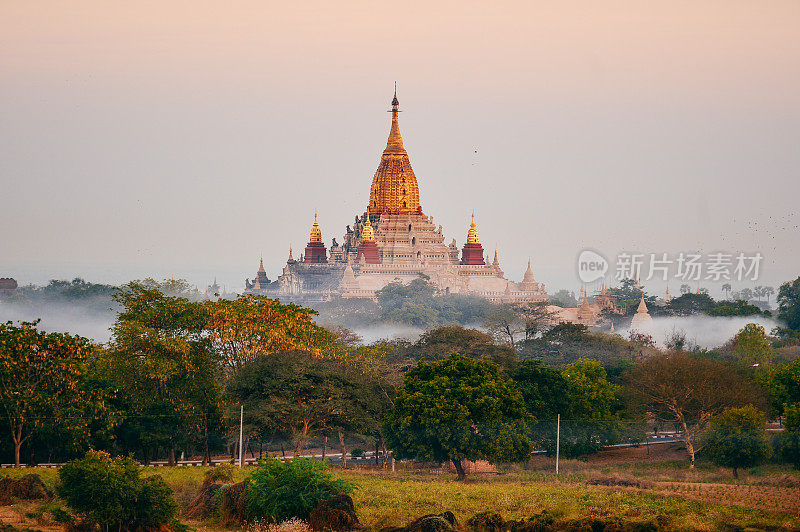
top-left (0, 278), bottom-right (18, 298)
top-left (244, 90), bottom-right (548, 304)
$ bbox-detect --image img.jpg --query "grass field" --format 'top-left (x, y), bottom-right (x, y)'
top-left (2, 444), bottom-right (800, 531)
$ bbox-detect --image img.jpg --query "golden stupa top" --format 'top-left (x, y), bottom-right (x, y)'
top-left (258, 257), bottom-right (266, 274)
top-left (522, 259), bottom-right (535, 283)
top-left (309, 213), bottom-right (322, 243)
top-left (368, 88), bottom-right (422, 215)
top-left (361, 210), bottom-right (375, 242)
top-left (466, 212), bottom-right (480, 244)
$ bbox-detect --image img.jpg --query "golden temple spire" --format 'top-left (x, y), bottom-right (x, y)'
top-left (258, 256), bottom-right (266, 274)
top-left (362, 209), bottom-right (375, 242)
top-left (368, 87), bottom-right (421, 214)
top-left (385, 84), bottom-right (405, 154)
top-left (309, 212), bottom-right (322, 243)
top-left (467, 212), bottom-right (480, 244)
top-left (288, 246), bottom-right (294, 261)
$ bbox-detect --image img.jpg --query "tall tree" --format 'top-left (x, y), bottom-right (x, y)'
top-left (728, 323), bottom-right (773, 367)
top-left (778, 277), bottom-right (800, 332)
top-left (0, 321), bottom-right (91, 466)
top-left (205, 295), bottom-right (337, 374)
top-left (101, 282), bottom-right (223, 464)
top-left (385, 353), bottom-right (533, 479)
top-left (702, 405), bottom-right (771, 478)
top-left (627, 352), bottom-right (762, 468)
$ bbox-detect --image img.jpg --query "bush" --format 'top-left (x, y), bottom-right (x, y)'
top-left (57, 450), bottom-right (178, 530)
top-left (702, 405), bottom-right (771, 478)
top-left (245, 458), bottom-right (355, 523)
top-left (350, 448), bottom-right (365, 458)
top-left (205, 463), bottom-right (237, 485)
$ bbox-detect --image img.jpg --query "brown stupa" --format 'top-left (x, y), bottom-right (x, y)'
top-left (368, 86), bottom-right (422, 215)
top-left (356, 210), bottom-right (380, 264)
top-left (303, 213), bottom-right (328, 263)
top-left (461, 213), bottom-right (485, 265)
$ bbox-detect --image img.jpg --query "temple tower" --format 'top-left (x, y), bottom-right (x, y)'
top-left (304, 213), bottom-right (328, 263)
top-left (368, 87), bottom-right (422, 215)
top-left (356, 210), bottom-right (380, 264)
top-left (461, 213), bottom-right (485, 265)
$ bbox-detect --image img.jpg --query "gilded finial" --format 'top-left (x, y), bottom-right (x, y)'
top-left (362, 210), bottom-right (375, 242)
top-left (309, 213), bottom-right (322, 243)
top-left (466, 212), bottom-right (480, 244)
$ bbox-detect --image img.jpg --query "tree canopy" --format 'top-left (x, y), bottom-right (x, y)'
top-left (385, 353), bottom-right (533, 479)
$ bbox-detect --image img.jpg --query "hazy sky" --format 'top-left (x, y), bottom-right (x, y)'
top-left (2, 1), bottom-right (799, 295)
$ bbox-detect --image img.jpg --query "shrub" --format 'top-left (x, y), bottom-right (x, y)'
top-left (205, 463), bottom-right (237, 485)
top-left (702, 405), bottom-right (771, 478)
top-left (245, 458), bottom-right (355, 523)
top-left (350, 448), bottom-right (365, 458)
top-left (57, 450), bottom-right (178, 530)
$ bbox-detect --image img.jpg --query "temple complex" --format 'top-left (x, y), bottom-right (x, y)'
top-left (245, 90), bottom-right (548, 303)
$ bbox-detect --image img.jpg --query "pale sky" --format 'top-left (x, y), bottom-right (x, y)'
top-left (2, 1), bottom-right (799, 296)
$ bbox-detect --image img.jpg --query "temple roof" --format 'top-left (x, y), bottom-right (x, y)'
top-left (309, 213), bottom-right (322, 243)
top-left (368, 89), bottom-right (422, 215)
top-left (258, 257), bottom-right (266, 274)
top-left (361, 210), bottom-right (375, 242)
top-left (522, 259), bottom-right (535, 283)
top-left (636, 293), bottom-right (649, 314)
top-left (466, 212), bottom-right (480, 244)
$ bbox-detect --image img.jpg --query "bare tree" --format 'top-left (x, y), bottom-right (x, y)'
top-left (627, 352), bottom-right (762, 468)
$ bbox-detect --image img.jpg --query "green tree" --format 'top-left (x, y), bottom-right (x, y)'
top-left (226, 351), bottom-right (369, 457)
top-left (776, 403), bottom-right (800, 469)
top-left (402, 326), bottom-right (516, 371)
top-left (729, 323), bottom-right (773, 367)
top-left (778, 277), bottom-right (800, 332)
top-left (0, 321), bottom-right (92, 467)
top-left (57, 450), bottom-right (177, 529)
top-left (627, 352), bottom-right (763, 468)
top-left (100, 282), bottom-right (224, 465)
top-left (385, 353), bottom-right (533, 479)
top-left (768, 359), bottom-right (800, 417)
top-left (708, 300), bottom-right (763, 317)
top-left (702, 405), bottom-right (771, 478)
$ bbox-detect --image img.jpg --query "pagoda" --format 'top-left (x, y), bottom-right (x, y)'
top-left (244, 89), bottom-right (548, 304)
top-left (303, 213), bottom-right (328, 263)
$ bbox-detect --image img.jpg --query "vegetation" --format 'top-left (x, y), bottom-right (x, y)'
top-left (702, 406), bottom-right (771, 478)
top-left (627, 351), bottom-right (761, 467)
top-left (244, 458), bottom-right (355, 523)
top-left (385, 353), bottom-right (532, 479)
top-left (57, 450), bottom-right (177, 530)
top-left (0, 321), bottom-right (94, 466)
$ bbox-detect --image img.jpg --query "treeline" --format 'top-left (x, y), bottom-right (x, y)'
top-left (2, 277), bottom-right (800, 475)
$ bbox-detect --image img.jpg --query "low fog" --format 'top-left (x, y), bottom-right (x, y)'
top-left (620, 315), bottom-right (779, 350)
top-left (0, 301), bottom-right (116, 344)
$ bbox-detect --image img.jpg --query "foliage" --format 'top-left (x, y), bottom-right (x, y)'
top-left (728, 323), bottom-right (773, 367)
top-left (511, 360), bottom-right (570, 421)
top-left (385, 353), bottom-right (533, 479)
top-left (518, 323), bottom-right (638, 367)
top-left (245, 458), bottom-right (355, 523)
top-left (100, 282), bottom-right (224, 464)
top-left (769, 359), bottom-right (800, 417)
top-left (0, 320), bottom-right (93, 466)
top-left (205, 295), bottom-right (337, 373)
top-left (776, 403), bottom-right (800, 469)
top-left (226, 351), bottom-right (370, 455)
top-left (657, 292), bottom-right (717, 317)
top-left (702, 405), bottom-right (771, 477)
top-left (57, 450), bottom-right (177, 530)
top-left (549, 289), bottom-right (577, 308)
top-left (627, 352), bottom-right (762, 467)
top-left (778, 277), bottom-right (800, 331)
top-left (375, 278), bottom-right (495, 327)
top-left (483, 302), bottom-right (558, 347)
top-left (708, 300), bottom-right (764, 317)
top-left (399, 325), bottom-right (517, 371)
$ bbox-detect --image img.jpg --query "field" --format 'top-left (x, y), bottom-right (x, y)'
top-left (1, 443), bottom-right (799, 531)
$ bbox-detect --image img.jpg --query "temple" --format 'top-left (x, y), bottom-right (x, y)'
top-left (245, 89), bottom-right (548, 303)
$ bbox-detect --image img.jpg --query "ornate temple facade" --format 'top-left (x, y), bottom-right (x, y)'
top-left (245, 91), bottom-right (548, 304)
